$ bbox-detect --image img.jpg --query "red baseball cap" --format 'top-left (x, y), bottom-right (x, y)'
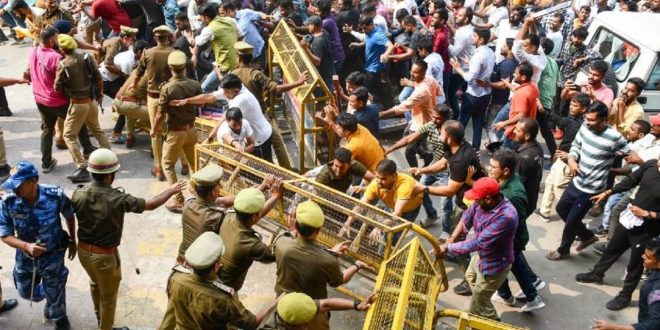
top-left (465, 177), bottom-right (500, 201)
top-left (650, 114), bottom-right (660, 126)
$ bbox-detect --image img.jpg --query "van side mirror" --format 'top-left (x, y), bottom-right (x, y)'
top-left (638, 96), bottom-right (647, 104)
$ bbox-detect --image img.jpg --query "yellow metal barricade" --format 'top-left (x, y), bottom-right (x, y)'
top-left (363, 238), bottom-right (526, 330)
top-left (194, 117), bottom-right (219, 143)
top-left (195, 143), bottom-right (447, 299)
top-left (267, 20), bottom-right (335, 172)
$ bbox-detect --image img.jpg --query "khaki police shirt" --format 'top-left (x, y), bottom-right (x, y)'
top-left (102, 36), bottom-right (127, 67)
top-left (37, 8), bottom-right (74, 32)
top-left (135, 45), bottom-right (174, 92)
top-left (54, 52), bottom-right (102, 100)
top-left (117, 70), bottom-right (147, 101)
top-left (273, 234), bottom-right (340, 330)
top-left (218, 213), bottom-right (275, 291)
top-left (258, 300), bottom-right (322, 330)
top-left (72, 182), bottom-right (146, 247)
top-left (167, 271), bottom-right (259, 330)
top-left (231, 66), bottom-right (278, 111)
top-left (159, 76), bottom-right (202, 126)
top-left (178, 198), bottom-right (226, 258)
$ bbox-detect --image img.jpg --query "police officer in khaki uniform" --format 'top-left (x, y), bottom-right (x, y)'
top-left (134, 25), bottom-right (176, 181)
top-left (165, 231), bottom-right (275, 329)
top-left (231, 41), bottom-right (309, 170)
top-left (101, 26), bottom-right (138, 98)
top-left (259, 292), bottom-right (375, 329)
top-left (151, 50), bottom-right (202, 213)
top-left (112, 57), bottom-right (151, 149)
top-left (37, 0), bottom-right (75, 33)
top-left (54, 34), bottom-right (111, 183)
top-left (219, 184), bottom-right (283, 292)
top-left (273, 201), bottom-right (373, 330)
top-left (73, 149), bottom-right (186, 330)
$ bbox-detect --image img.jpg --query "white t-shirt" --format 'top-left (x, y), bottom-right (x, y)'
top-left (212, 86), bottom-right (272, 146)
top-left (217, 119), bottom-right (253, 148)
top-left (494, 20), bottom-right (521, 64)
top-left (100, 49), bottom-right (136, 81)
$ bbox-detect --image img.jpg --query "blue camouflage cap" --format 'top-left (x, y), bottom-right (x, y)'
top-left (2, 161), bottom-right (38, 191)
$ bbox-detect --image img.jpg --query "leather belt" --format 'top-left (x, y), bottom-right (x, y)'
top-left (117, 95), bottom-right (139, 103)
top-left (71, 98), bottom-right (91, 104)
top-left (168, 123), bottom-right (194, 131)
top-left (78, 241), bottom-right (118, 254)
top-left (147, 91), bottom-right (160, 98)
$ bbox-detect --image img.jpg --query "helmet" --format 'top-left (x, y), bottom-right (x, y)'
top-left (87, 148), bottom-right (121, 174)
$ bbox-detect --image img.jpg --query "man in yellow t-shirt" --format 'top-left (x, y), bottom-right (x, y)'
top-left (340, 159), bottom-right (424, 243)
top-left (322, 111), bottom-right (384, 172)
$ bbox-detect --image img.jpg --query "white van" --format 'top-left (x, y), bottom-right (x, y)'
top-left (582, 12), bottom-right (660, 113)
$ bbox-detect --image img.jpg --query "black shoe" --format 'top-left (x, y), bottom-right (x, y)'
top-left (591, 225), bottom-right (608, 237)
top-left (453, 280), bottom-right (472, 296)
top-left (42, 159), bottom-right (57, 173)
top-left (112, 327), bottom-right (130, 330)
top-left (593, 243), bottom-right (608, 256)
top-left (0, 108), bottom-right (13, 117)
top-left (0, 163), bottom-right (11, 180)
top-left (67, 168), bottom-right (91, 183)
top-left (575, 271), bottom-right (603, 284)
top-left (606, 295), bottom-right (630, 311)
top-left (588, 203), bottom-right (604, 217)
top-left (485, 141), bottom-right (502, 153)
top-left (55, 316), bottom-right (71, 330)
top-left (0, 299), bottom-right (18, 313)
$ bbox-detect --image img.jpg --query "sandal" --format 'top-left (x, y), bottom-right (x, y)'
top-left (545, 250), bottom-right (568, 261)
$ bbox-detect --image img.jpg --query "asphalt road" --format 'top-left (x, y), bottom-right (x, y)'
top-left (0, 35), bottom-right (640, 329)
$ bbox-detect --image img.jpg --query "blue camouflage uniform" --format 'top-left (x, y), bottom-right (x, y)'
top-left (0, 184), bottom-right (75, 322)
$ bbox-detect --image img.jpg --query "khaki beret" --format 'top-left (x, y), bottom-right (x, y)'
top-left (191, 163), bottom-right (224, 187)
top-left (57, 34), bottom-right (77, 50)
top-left (234, 187), bottom-right (265, 214)
top-left (168, 50), bottom-right (187, 69)
top-left (153, 25), bottom-right (172, 36)
top-left (234, 41), bottom-right (254, 56)
top-left (120, 25), bottom-right (138, 36)
top-left (296, 201), bottom-right (324, 228)
top-left (277, 293), bottom-right (318, 325)
top-left (184, 232), bottom-right (225, 269)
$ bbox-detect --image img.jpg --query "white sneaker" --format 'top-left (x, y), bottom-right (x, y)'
top-left (533, 278), bottom-right (546, 291)
top-left (521, 295), bottom-right (546, 312)
top-left (514, 278), bottom-right (546, 300)
top-left (491, 292), bottom-right (515, 306)
top-left (421, 216), bottom-right (439, 228)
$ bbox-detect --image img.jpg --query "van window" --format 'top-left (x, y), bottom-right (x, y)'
top-left (588, 27), bottom-right (640, 83)
top-left (646, 57), bottom-right (660, 91)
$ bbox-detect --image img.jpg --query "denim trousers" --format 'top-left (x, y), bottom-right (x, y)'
top-left (497, 250), bottom-right (538, 302)
top-left (459, 93), bottom-right (491, 151)
top-left (556, 182), bottom-right (596, 255)
top-left (421, 171), bottom-right (452, 223)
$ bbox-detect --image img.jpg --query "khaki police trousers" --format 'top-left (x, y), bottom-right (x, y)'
top-left (539, 159), bottom-right (574, 218)
top-left (162, 127), bottom-right (197, 201)
top-left (147, 96), bottom-right (164, 169)
top-left (78, 247), bottom-right (122, 330)
top-left (465, 255), bottom-right (510, 321)
top-left (113, 99), bottom-right (151, 138)
top-left (64, 101), bottom-right (111, 169)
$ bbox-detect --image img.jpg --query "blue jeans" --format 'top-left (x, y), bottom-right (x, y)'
top-left (497, 250), bottom-right (538, 302)
top-left (601, 192), bottom-right (624, 229)
top-left (556, 182), bottom-right (596, 255)
top-left (421, 171), bottom-right (452, 222)
top-left (13, 251), bottom-right (69, 321)
top-left (489, 102), bottom-right (510, 142)
top-left (398, 86), bottom-right (414, 122)
top-left (163, 0), bottom-right (180, 30)
top-left (201, 70), bottom-right (220, 93)
top-left (378, 205), bottom-right (421, 255)
top-left (459, 93), bottom-right (491, 151)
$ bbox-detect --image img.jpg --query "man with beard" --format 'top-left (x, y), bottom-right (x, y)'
top-left (216, 108), bottom-right (256, 154)
top-left (561, 59), bottom-right (613, 109)
top-left (315, 147), bottom-right (375, 194)
top-left (493, 6), bottom-right (526, 64)
top-left (609, 77), bottom-right (646, 140)
top-left (385, 105), bottom-right (452, 228)
top-left (423, 120), bottom-right (487, 295)
top-left (545, 13), bottom-right (564, 59)
top-left (511, 118), bottom-right (544, 220)
top-left (545, 102), bottom-right (629, 261)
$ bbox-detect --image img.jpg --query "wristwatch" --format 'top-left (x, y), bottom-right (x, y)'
top-left (424, 186), bottom-right (430, 195)
top-left (353, 300), bottom-right (361, 310)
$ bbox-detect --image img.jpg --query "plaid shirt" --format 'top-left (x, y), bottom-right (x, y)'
top-left (448, 197), bottom-right (518, 276)
top-left (557, 42), bottom-right (602, 88)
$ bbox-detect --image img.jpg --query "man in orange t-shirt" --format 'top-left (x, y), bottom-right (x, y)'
top-left (493, 62), bottom-right (539, 149)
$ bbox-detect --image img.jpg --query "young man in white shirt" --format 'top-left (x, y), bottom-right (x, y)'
top-left (217, 107), bottom-right (255, 154)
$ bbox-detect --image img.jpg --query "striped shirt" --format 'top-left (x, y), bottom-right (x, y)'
top-left (569, 125), bottom-right (629, 194)
top-left (417, 122), bottom-right (444, 163)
